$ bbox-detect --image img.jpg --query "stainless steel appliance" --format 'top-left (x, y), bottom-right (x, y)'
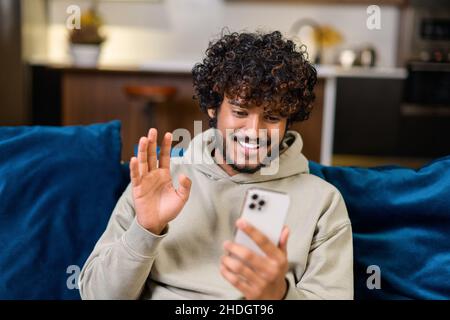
top-left (400, 0), bottom-right (450, 112)
top-left (396, 0), bottom-right (450, 157)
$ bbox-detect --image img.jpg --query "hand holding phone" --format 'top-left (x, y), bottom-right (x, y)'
top-left (233, 188), bottom-right (290, 257)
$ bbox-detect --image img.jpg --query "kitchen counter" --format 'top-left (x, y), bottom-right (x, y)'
top-left (141, 60), bottom-right (408, 79)
top-left (30, 59), bottom-right (408, 79)
top-left (315, 65), bottom-right (407, 79)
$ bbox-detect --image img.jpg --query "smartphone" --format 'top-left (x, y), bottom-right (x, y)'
top-left (233, 187), bottom-right (290, 257)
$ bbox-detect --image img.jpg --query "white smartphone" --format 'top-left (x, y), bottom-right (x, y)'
top-left (233, 187), bottom-right (290, 257)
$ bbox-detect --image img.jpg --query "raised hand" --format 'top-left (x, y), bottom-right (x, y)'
top-left (129, 128), bottom-right (192, 235)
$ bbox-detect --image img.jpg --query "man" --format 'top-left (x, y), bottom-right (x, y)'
top-left (79, 31), bottom-right (353, 299)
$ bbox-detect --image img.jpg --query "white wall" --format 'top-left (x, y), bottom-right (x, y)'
top-left (45, 0), bottom-right (400, 67)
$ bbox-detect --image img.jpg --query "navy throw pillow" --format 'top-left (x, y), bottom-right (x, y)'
top-left (0, 121), bottom-right (128, 299)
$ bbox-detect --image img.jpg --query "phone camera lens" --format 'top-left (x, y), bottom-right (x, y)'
top-left (252, 194), bottom-right (258, 200)
top-left (259, 200), bottom-right (265, 206)
top-left (249, 203), bottom-right (256, 209)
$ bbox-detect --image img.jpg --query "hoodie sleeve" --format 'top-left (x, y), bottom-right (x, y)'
top-left (284, 188), bottom-right (354, 300)
top-left (79, 183), bottom-right (168, 300)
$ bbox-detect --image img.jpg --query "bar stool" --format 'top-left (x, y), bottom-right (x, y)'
top-left (123, 85), bottom-right (177, 159)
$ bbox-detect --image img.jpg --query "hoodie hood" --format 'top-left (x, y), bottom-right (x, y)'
top-left (181, 128), bottom-right (309, 184)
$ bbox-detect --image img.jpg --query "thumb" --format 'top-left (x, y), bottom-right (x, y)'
top-left (279, 226), bottom-right (289, 254)
top-left (177, 174), bottom-right (192, 201)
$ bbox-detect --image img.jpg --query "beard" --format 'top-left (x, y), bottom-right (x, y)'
top-left (213, 129), bottom-right (283, 174)
top-left (228, 161), bottom-right (264, 174)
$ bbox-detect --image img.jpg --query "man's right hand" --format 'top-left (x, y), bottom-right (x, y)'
top-left (129, 128), bottom-right (192, 235)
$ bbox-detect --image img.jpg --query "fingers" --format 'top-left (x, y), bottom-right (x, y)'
top-left (223, 240), bottom-right (267, 275)
top-left (147, 128), bottom-right (157, 171)
top-left (279, 226), bottom-right (289, 254)
top-left (236, 219), bottom-right (282, 260)
top-left (129, 157), bottom-right (140, 186)
top-left (137, 137), bottom-right (149, 176)
top-left (159, 132), bottom-right (172, 169)
top-left (176, 174), bottom-right (192, 201)
top-left (141, 128), bottom-right (172, 171)
top-left (220, 264), bottom-right (254, 298)
top-left (221, 255), bottom-right (263, 287)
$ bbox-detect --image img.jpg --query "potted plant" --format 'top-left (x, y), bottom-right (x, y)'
top-left (313, 25), bottom-right (343, 65)
top-left (68, 5), bottom-right (106, 67)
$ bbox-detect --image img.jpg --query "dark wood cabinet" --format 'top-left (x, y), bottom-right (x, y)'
top-left (0, 0), bottom-right (26, 125)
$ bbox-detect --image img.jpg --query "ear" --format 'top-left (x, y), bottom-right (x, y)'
top-left (207, 108), bottom-right (216, 119)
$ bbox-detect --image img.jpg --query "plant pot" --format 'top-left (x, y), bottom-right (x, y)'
top-left (69, 44), bottom-right (101, 67)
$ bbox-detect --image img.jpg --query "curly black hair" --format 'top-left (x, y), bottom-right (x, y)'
top-left (192, 30), bottom-right (317, 128)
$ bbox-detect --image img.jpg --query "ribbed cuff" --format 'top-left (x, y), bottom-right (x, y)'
top-left (121, 218), bottom-right (168, 259)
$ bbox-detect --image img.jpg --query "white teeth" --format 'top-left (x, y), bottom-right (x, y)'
top-left (238, 140), bottom-right (259, 149)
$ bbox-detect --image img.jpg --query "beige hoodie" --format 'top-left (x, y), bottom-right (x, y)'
top-left (79, 129), bottom-right (353, 300)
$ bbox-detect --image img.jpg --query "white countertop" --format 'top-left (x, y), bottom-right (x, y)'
top-left (139, 60), bottom-right (407, 79)
top-left (315, 64), bottom-right (407, 79)
top-left (139, 60), bottom-right (196, 73)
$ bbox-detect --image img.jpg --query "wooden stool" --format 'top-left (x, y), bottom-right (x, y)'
top-left (123, 85), bottom-right (177, 158)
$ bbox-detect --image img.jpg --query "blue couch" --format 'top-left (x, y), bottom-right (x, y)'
top-left (0, 121), bottom-right (449, 300)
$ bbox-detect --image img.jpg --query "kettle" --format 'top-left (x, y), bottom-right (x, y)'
top-left (359, 46), bottom-right (377, 67)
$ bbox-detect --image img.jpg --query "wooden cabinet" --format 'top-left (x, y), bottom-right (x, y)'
top-left (290, 78), bottom-right (325, 163)
top-left (0, 0), bottom-right (26, 126)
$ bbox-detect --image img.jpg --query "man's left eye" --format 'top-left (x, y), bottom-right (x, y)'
top-left (234, 111), bottom-right (247, 117)
top-left (265, 116), bottom-right (281, 122)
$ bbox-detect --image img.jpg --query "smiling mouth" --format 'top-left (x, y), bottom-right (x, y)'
top-left (233, 136), bottom-right (269, 150)
top-left (237, 139), bottom-right (259, 149)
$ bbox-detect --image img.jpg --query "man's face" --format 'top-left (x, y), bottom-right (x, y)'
top-left (208, 96), bottom-right (287, 174)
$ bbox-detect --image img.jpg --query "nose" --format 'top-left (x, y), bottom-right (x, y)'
top-left (246, 114), bottom-right (264, 133)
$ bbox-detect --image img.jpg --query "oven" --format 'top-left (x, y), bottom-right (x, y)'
top-left (400, 1), bottom-right (450, 113)
top-left (404, 61), bottom-right (450, 107)
top-left (397, 1), bottom-right (450, 157)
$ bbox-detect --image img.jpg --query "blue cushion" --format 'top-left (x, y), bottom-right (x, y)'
top-left (0, 121), bottom-right (129, 299)
top-left (309, 157), bottom-right (450, 300)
